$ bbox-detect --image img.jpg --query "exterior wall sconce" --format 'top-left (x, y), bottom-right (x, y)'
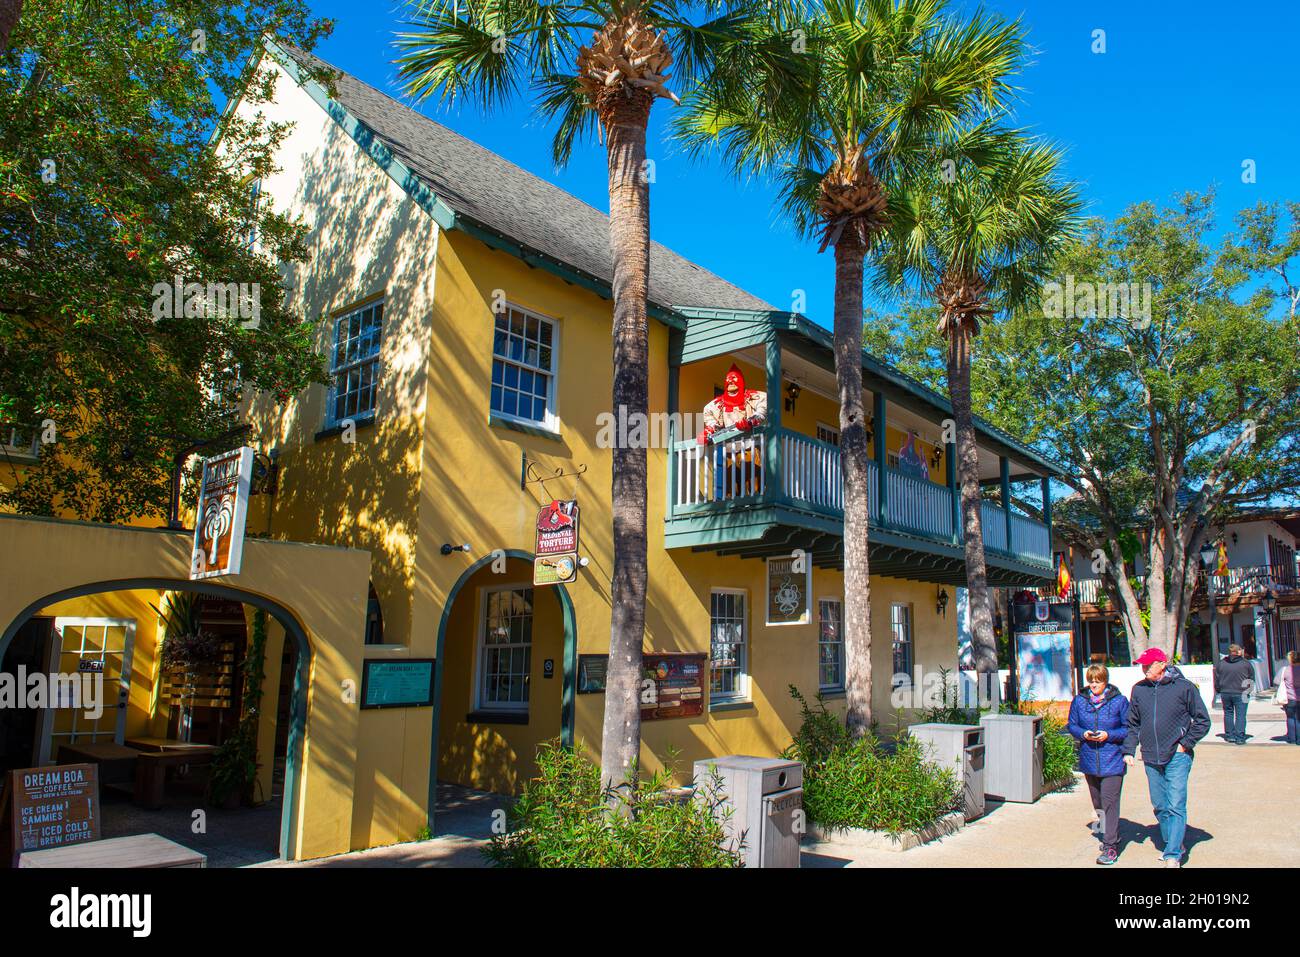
top-left (1262, 589), bottom-right (1277, 614)
top-left (252, 447), bottom-right (280, 496)
top-left (784, 380), bottom-right (801, 413)
top-left (1231, 532), bottom-right (1238, 545)
top-left (937, 587), bottom-right (949, 618)
top-left (440, 542), bottom-right (472, 555)
top-left (930, 445), bottom-right (943, 472)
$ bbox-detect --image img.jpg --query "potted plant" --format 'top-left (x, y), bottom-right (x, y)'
top-left (153, 591), bottom-right (222, 741)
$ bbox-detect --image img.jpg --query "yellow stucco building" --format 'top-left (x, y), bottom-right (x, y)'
top-left (0, 39), bottom-right (1060, 861)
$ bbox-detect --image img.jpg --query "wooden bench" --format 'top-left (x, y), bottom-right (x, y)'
top-left (19, 832), bottom-right (206, 868)
top-left (134, 750), bottom-right (216, 810)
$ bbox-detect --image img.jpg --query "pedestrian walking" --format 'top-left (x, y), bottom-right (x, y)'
top-left (1213, 644), bottom-right (1254, 744)
top-left (1276, 650), bottom-right (1300, 745)
top-left (1067, 664), bottom-right (1129, 865)
top-left (1122, 647), bottom-right (1211, 868)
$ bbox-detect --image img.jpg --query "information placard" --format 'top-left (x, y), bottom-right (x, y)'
top-left (4, 764), bottom-right (100, 866)
top-left (640, 653), bottom-right (707, 721)
top-left (359, 659), bottom-right (436, 710)
top-left (577, 654), bottom-right (608, 694)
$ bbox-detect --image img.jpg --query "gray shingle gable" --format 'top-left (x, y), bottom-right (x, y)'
top-left (274, 43), bottom-right (773, 313)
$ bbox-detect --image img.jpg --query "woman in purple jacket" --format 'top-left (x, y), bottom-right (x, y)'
top-left (1067, 664), bottom-right (1130, 865)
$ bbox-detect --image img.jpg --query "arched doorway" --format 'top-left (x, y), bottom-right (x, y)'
top-left (428, 549), bottom-right (576, 834)
top-left (0, 578), bottom-right (313, 861)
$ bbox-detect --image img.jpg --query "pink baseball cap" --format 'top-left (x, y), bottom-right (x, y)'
top-left (1134, 648), bottom-right (1168, 667)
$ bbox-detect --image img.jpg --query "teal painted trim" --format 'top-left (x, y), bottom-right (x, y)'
top-left (429, 549), bottom-right (577, 834)
top-left (874, 392), bottom-right (888, 523)
top-left (489, 413), bottom-right (563, 442)
top-left (677, 307), bottom-right (1066, 478)
top-left (1000, 456), bottom-right (1013, 552)
top-left (947, 440), bottom-right (960, 545)
top-left (665, 363), bottom-right (680, 523)
top-left (764, 338), bottom-right (782, 500)
top-left (0, 577), bottom-right (313, 862)
top-left (708, 699), bottom-right (756, 713)
top-left (261, 38), bottom-right (686, 333)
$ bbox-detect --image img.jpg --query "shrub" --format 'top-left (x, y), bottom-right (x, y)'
top-left (484, 740), bottom-right (743, 868)
top-left (785, 688), bottom-right (961, 835)
top-left (920, 666), bottom-right (981, 725)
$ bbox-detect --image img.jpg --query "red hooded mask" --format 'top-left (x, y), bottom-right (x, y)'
top-left (720, 364), bottom-right (748, 413)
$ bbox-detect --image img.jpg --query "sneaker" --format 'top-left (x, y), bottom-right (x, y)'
top-left (1096, 846), bottom-right (1118, 865)
top-left (1163, 857), bottom-right (1182, 868)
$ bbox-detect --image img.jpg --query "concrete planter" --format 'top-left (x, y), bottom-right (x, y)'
top-left (804, 811), bottom-right (965, 852)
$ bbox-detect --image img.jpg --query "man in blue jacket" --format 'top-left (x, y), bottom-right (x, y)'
top-left (1123, 647), bottom-right (1211, 868)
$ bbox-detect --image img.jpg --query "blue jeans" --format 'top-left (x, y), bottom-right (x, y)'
top-left (1285, 702), bottom-right (1300, 745)
top-left (1220, 692), bottom-right (1248, 742)
top-left (1144, 750), bottom-right (1193, 861)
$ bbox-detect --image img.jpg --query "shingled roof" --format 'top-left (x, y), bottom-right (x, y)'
top-left (269, 42), bottom-right (773, 315)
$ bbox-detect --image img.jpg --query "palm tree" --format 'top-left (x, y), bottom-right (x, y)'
top-left (873, 125), bottom-right (1081, 683)
top-left (394, 0), bottom-right (785, 795)
top-left (673, 0), bottom-right (1025, 733)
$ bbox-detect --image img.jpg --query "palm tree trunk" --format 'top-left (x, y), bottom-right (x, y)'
top-left (833, 232), bottom-right (873, 734)
top-left (946, 321), bottom-right (998, 681)
top-left (598, 97), bottom-right (651, 798)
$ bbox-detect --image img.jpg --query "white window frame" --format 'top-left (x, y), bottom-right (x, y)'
top-left (815, 422), bottom-right (840, 446)
top-left (38, 618), bottom-right (136, 765)
top-left (709, 588), bottom-right (749, 703)
top-left (474, 583), bottom-right (534, 712)
top-left (818, 597), bottom-right (845, 693)
top-left (490, 303), bottom-right (560, 433)
top-left (1, 424), bottom-right (40, 463)
top-left (325, 298), bottom-right (384, 429)
top-left (891, 602), bottom-right (913, 685)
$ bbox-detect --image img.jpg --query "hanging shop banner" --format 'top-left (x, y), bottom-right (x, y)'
top-left (534, 499), bottom-right (580, 586)
top-left (190, 446), bottom-right (254, 580)
top-left (1280, 606), bottom-right (1300, 622)
top-left (359, 659), bottom-right (436, 709)
top-left (1012, 599), bottom-right (1077, 702)
top-left (640, 653), bottom-right (706, 721)
top-left (577, 654), bottom-right (608, 694)
top-left (3, 764), bottom-right (100, 866)
top-left (766, 555), bottom-right (811, 626)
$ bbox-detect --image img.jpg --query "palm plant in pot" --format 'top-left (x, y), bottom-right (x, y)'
top-left (154, 591), bottom-right (222, 741)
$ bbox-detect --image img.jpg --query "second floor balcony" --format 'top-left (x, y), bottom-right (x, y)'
top-left (662, 310), bottom-right (1060, 587)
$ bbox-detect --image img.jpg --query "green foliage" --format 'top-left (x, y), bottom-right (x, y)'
top-left (784, 687), bottom-right (961, 835)
top-left (1, 0), bottom-right (334, 522)
top-left (153, 591), bottom-right (221, 670)
top-left (919, 666), bottom-right (981, 725)
top-left (485, 741), bottom-right (743, 868)
top-left (210, 608), bottom-right (268, 806)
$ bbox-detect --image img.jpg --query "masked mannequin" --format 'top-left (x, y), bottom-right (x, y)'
top-left (697, 363), bottom-right (768, 444)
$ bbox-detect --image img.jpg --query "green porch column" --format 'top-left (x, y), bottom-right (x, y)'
top-left (764, 336), bottom-right (782, 499)
top-left (874, 391), bottom-right (887, 524)
top-left (947, 438), bottom-right (959, 544)
top-left (666, 361), bottom-right (680, 520)
top-left (1000, 456), bottom-right (1013, 555)
top-left (1041, 475), bottom-right (1052, 535)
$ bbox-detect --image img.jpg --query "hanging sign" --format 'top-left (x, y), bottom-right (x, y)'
top-left (534, 500), bottom-right (580, 586)
top-left (190, 446), bottom-right (255, 580)
top-left (3, 764), bottom-right (101, 866)
top-left (766, 554), bottom-right (811, 626)
top-left (1280, 606), bottom-right (1300, 622)
top-left (640, 653), bottom-right (707, 721)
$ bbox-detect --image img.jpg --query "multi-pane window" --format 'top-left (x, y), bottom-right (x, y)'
top-left (891, 603), bottom-right (913, 683)
top-left (491, 306), bottom-right (556, 428)
top-left (479, 586), bottom-right (533, 710)
top-left (818, 599), bottom-right (844, 692)
top-left (816, 423), bottom-right (840, 446)
top-left (327, 300), bottom-right (383, 425)
top-left (710, 590), bottom-right (748, 701)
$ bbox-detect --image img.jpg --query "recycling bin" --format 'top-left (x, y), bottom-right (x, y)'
top-left (979, 713), bottom-right (1044, 803)
top-left (908, 723), bottom-right (986, 821)
top-left (693, 755), bottom-right (803, 868)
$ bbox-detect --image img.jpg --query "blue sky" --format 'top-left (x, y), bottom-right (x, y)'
top-left (303, 0), bottom-right (1300, 328)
